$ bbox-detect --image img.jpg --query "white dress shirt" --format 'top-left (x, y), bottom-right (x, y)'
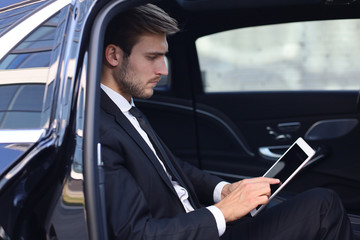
top-left (101, 84), bottom-right (227, 236)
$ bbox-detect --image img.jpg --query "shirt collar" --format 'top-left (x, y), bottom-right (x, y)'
top-left (101, 83), bottom-right (134, 113)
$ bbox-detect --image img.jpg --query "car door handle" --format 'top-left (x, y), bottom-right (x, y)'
top-left (259, 146), bottom-right (289, 161)
top-left (266, 126), bottom-right (292, 141)
top-left (267, 122), bottom-right (301, 141)
top-left (277, 122), bottom-right (301, 132)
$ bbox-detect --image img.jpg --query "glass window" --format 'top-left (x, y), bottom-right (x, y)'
top-left (0, 12), bottom-right (60, 129)
top-left (196, 19), bottom-right (360, 92)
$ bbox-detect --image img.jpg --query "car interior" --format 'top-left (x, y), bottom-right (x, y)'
top-left (83, 0), bottom-right (360, 238)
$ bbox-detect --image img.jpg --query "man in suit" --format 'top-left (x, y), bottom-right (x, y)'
top-left (100, 3), bottom-right (354, 239)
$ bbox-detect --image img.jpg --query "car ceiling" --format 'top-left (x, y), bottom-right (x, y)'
top-left (159, 0), bottom-right (360, 38)
top-left (175, 0), bottom-right (360, 10)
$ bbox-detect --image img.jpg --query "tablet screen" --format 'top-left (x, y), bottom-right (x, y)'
top-left (250, 137), bottom-right (315, 217)
top-left (264, 144), bottom-right (308, 194)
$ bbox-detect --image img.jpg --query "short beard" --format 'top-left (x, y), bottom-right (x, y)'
top-left (114, 56), bottom-right (151, 99)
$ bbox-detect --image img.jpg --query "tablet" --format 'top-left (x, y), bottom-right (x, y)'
top-left (250, 137), bottom-right (315, 217)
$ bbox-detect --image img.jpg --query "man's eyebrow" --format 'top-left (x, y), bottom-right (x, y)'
top-left (146, 51), bottom-right (168, 56)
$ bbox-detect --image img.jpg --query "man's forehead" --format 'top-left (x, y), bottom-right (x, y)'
top-left (133, 33), bottom-right (168, 52)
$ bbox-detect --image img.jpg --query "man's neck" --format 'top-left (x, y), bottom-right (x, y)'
top-left (101, 82), bottom-right (131, 103)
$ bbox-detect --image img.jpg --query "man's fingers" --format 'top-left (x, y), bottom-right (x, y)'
top-left (257, 195), bottom-right (270, 205)
top-left (243, 177), bottom-right (280, 185)
top-left (257, 177), bottom-right (280, 184)
top-left (251, 182), bottom-right (272, 197)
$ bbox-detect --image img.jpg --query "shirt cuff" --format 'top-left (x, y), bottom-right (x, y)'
top-left (206, 205), bottom-right (226, 237)
top-left (213, 181), bottom-right (230, 203)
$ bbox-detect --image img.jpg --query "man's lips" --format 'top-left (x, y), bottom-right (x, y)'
top-left (148, 78), bottom-right (161, 85)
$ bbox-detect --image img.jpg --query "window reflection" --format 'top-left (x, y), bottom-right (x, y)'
top-left (0, 12), bottom-right (59, 130)
top-left (0, 0), bottom-right (50, 36)
top-left (0, 84), bottom-right (44, 129)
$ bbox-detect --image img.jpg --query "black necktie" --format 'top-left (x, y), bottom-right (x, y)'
top-left (129, 107), bottom-right (168, 165)
top-left (129, 107), bottom-right (199, 208)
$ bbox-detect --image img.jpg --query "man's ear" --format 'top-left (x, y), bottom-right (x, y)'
top-left (104, 44), bottom-right (123, 67)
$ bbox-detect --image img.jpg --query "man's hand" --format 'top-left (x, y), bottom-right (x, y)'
top-left (215, 177), bottom-right (280, 222)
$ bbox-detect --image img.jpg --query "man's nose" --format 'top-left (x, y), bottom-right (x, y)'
top-left (156, 57), bottom-right (168, 76)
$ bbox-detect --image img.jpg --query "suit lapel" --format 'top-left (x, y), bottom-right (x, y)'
top-left (100, 90), bottom-right (178, 195)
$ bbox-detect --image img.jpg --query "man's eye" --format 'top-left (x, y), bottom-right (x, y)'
top-left (147, 56), bottom-right (157, 60)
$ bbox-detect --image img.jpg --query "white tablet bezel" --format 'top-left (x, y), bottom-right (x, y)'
top-left (250, 137), bottom-right (315, 217)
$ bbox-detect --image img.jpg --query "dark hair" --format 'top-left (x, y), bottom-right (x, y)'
top-left (104, 4), bottom-right (179, 57)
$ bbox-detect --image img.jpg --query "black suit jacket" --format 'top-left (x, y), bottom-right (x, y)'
top-left (100, 90), bottom-right (224, 239)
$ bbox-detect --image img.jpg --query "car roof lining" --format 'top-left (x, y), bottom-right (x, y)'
top-left (158, 1), bottom-right (360, 39)
top-left (175, 0), bottom-right (359, 10)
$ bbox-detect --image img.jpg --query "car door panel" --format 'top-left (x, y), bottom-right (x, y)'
top-left (194, 90), bottom-right (360, 214)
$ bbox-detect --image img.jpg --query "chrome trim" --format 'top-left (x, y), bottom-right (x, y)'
top-left (259, 145), bottom-right (290, 160)
top-left (97, 143), bottom-right (103, 166)
top-left (0, 0), bottom-right (71, 60)
top-left (0, 129), bottom-right (45, 143)
top-left (136, 99), bottom-right (255, 156)
top-left (259, 147), bottom-right (282, 160)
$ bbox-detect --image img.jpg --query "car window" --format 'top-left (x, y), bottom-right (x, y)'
top-left (196, 19), bottom-right (360, 92)
top-left (0, 12), bottom-right (60, 129)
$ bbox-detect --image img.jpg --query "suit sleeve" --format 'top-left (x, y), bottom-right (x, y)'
top-left (101, 128), bottom-right (220, 240)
